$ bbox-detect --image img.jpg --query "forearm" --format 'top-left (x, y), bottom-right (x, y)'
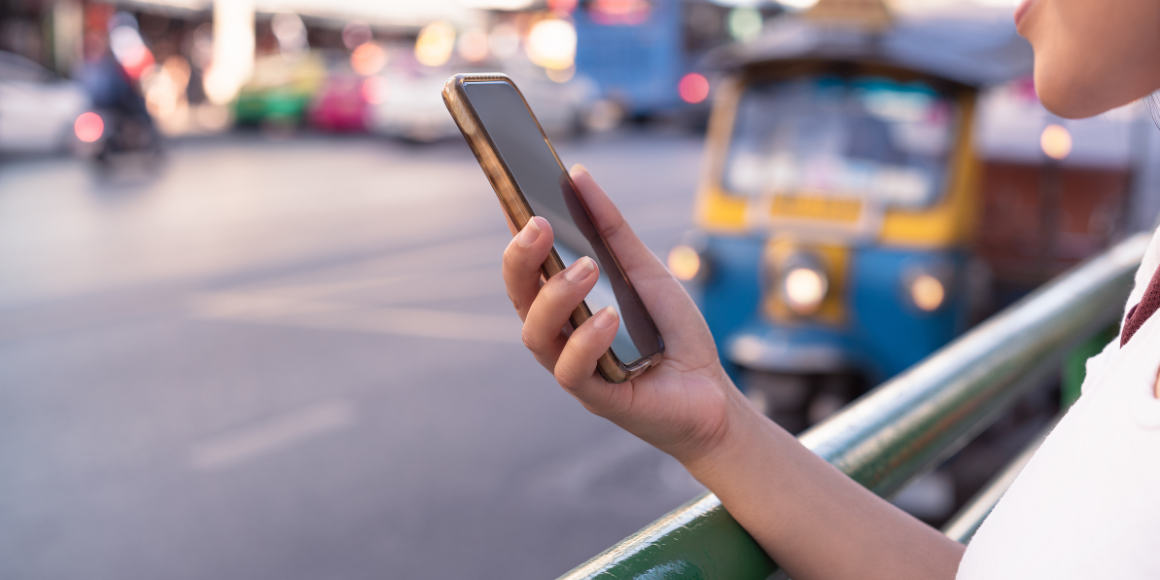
top-left (682, 391), bottom-right (964, 580)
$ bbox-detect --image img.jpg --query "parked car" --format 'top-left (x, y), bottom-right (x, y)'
top-left (308, 73), bottom-right (371, 132)
top-left (370, 59), bottom-right (598, 142)
top-left (368, 65), bottom-right (457, 142)
top-left (233, 52), bottom-right (326, 127)
top-left (0, 51), bottom-right (92, 154)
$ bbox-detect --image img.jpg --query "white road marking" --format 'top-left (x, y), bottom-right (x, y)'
top-left (184, 217), bottom-right (684, 346)
top-left (234, 266), bottom-right (504, 306)
top-left (185, 233), bottom-right (523, 343)
top-left (227, 233), bottom-right (510, 298)
top-left (190, 399), bottom-right (355, 471)
top-left (189, 292), bottom-right (524, 344)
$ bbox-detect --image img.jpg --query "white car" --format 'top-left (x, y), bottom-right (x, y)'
top-left (369, 66), bottom-right (459, 142)
top-left (0, 51), bottom-right (92, 154)
top-left (369, 62), bottom-right (598, 142)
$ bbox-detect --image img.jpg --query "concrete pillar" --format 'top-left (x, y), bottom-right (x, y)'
top-left (205, 0), bottom-right (255, 105)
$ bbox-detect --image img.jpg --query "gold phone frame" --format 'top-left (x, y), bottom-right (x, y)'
top-left (442, 72), bottom-right (663, 383)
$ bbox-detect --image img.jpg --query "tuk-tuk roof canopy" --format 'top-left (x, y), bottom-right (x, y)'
top-left (715, 8), bottom-right (1034, 88)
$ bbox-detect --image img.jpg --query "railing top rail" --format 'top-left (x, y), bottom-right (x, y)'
top-left (558, 232), bottom-right (1148, 580)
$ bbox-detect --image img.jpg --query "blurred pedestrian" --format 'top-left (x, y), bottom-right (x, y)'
top-left (78, 30), bottom-right (161, 158)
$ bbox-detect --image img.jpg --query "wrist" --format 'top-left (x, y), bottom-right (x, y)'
top-left (676, 383), bottom-right (767, 481)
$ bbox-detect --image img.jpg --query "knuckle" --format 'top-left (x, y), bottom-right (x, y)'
top-left (507, 290), bottom-right (524, 314)
top-left (598, 216), bottom-right (626, 241)
top-left (553, 369), bottom-right (570, 389)
top-left (521, 325), bottom-right (541, 352)
top-left (545, 272), bottom-right (584, 300)
top-left (502, 240), bottom-right (520, 264)
top-left (537, 279), bottom-right (572, 311)
top-left (537, 278), bottom-right (561, 302)
top-left (554, 363), bottom-right (578, 390)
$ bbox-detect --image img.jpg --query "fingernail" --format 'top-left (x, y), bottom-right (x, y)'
top-left (517, 218), bottom-right (541, 248)
top-left (592, 306), bottom-right (617, 330)
top-left (570, 163), bottom-right (588, 177)
top-left (565, 257), bottom-right (595, 282)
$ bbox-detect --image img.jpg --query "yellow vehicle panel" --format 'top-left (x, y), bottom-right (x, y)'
top-left (770, 194), bottom-right (863, 224)
top-left (695, 77), bottom-right (981, 249)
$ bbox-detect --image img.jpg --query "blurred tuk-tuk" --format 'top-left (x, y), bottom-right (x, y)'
top-left (671, 9), bottom-right (1034, 430)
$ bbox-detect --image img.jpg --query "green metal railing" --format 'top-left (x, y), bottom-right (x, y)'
top-left (558, 232), bottom-right (1149, 580)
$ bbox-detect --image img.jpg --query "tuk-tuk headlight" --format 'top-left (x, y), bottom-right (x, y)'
top-left (782, 264), bottom-right (828, 315)
top-left (668, 244), bottom-right (702, 281)
top-left (909, 273), bottom-right (946, 312)
top-left (669, 233), bottom-right (712, 283)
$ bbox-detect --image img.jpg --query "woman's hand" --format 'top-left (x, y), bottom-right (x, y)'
top-left (502, 165), bottom-right (965, 580)
top-left (502, 164), bottom-right (748, 465)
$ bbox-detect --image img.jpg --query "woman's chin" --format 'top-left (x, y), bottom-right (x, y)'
top-left (1037, 91), bottom-right (1104, 120)
top-left (1035, 68), bottom-right (1122, 120)
top-left (1035, 56), bottom-right (1160, 119)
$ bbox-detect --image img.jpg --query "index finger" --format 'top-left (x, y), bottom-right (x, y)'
top-left (502, 216), bottom-right (553, 321)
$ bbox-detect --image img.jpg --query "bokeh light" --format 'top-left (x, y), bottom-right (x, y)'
top-left (203, 66), bottom-right (235, 105)
top-left (457, 28), bottom-right (490, 63)
top-left (588, 0), bottom-right (651, 25)
top-left (546, 66), bottom-right (575, 83)
top-left (667, 245), bottom-right (701, 281)
top-left (351, 43), bottom-right (387, 76)
top-left (74, 112), bottom-right (104, 143)
top-left (777, 0), bottom-right (820, 9)
top-left (362, 76), bottom-right (389, 105)
top-left (1040, 124), bottom-right (1072, 160)
top-left (458, 0), bottom-right (536, 8)
top-left (526, 18), bottom-right (576, 70)
top-left (727, 7), bottom-right (763, 42)
top-left (342, 21), bottom-right (372, 50)
top-left (489, 23), bottom-right (521, 59)
top-left (547, 0), bottom-right (578, 14)
top-left (142, 56), bottom-right (192, 132)
top-left (415, 21), bottom-right (456, 67)
top-left (206, 0), bottom-right (255, 105)
top-left (678, 73), bottom-right (710, 104)
top-left (271, 12), bottom-right (308, 56)
top-left (910, 274), bottom-right (946, 312)
top-left (784, 267), bottom-right (827, 314)
top-left (109, 24), bottom-right (154, 79)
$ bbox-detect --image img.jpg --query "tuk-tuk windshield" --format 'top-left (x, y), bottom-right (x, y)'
top-left (725, 76), bottom-right (957, 208)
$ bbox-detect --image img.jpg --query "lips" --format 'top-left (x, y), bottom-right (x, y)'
top-left (1014, 0), bottom-right (1036, 28)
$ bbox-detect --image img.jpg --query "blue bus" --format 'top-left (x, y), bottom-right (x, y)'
top-left (573, 0), bottom-right (752, 117)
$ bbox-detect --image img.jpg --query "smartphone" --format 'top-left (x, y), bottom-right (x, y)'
top-left (442, 73), bottom-right (663, 383)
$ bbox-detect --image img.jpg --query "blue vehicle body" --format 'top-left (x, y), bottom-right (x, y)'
top-left (694, 235), bottom-right (969, 386)
top-left (573, 0), bottom-right (686, 116)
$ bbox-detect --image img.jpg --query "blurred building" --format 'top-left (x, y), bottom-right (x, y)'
top-left (975, 78), bottom-right (1160, 296)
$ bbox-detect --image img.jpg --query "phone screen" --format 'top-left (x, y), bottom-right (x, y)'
top-left (463, 81), bottom-right (660, 365)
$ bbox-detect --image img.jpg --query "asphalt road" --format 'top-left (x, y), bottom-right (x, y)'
top-left (0, 130), bottom-right (707, 580)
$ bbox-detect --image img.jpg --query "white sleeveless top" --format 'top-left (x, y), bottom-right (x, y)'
top-left (956, 227), bottom-right (1160, 579)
